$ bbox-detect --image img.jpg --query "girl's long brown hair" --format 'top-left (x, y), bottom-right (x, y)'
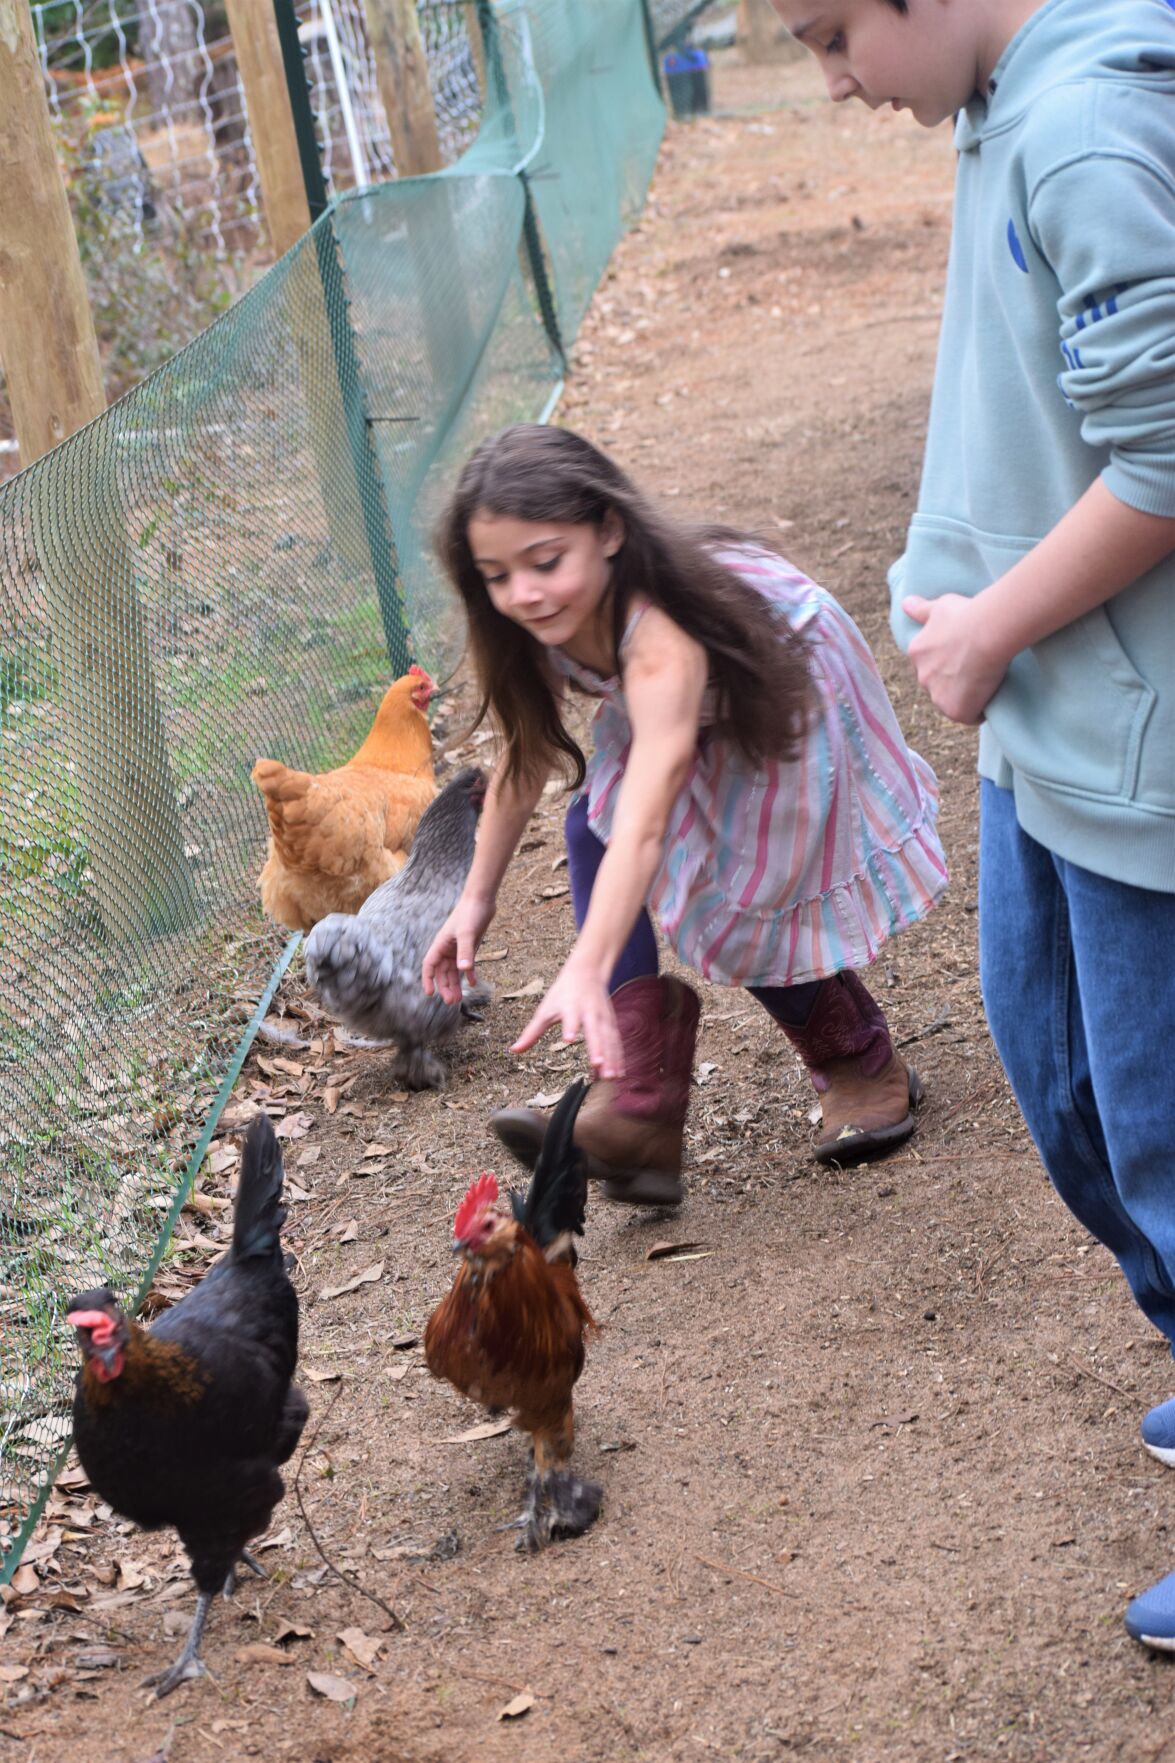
top-left (436, 425), bottom-right (812, 789)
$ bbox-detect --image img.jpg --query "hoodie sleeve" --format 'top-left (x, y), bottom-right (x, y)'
top-left (1027, 136), bottom-right (1175, 518)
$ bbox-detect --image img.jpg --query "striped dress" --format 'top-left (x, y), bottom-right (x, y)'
top-left (549, 546), bottom-right (948, 988)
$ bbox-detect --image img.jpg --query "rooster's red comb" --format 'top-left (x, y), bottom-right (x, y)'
top-left (67, 1309), bottom-right (117, 1343)
top-left (452, 1172), bottom-right (499, 1241)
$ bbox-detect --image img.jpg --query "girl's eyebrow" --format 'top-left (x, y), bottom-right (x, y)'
top-left (473, 537), bottom-right (564, 566)
top-left (790, 19), bottom-right (818, 42)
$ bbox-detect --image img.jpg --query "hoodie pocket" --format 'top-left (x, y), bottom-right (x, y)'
top-left (895, 514), bottom-right (1155, 803)
top-left (986, 607), bottom-right (1155, 803)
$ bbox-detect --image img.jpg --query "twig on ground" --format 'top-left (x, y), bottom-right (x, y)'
top-left (694, 1554), bottom-right (790, 1597)
top-left (1061, 1355), bottom-right (1132, 1399)
top-left (292, 1386), bottom-right (406, 1631)
top-left (896, 1013), bottom-right (953, 1049)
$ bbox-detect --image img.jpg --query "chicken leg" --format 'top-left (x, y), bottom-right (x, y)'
top-left (141, 1590), bottom-right (213, 1698)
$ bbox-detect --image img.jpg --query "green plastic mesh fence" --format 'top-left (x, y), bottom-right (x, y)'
top-left (0, 0), bottom-right (663, 1579)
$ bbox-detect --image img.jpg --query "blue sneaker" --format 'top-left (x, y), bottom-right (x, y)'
top-left (1140, 1397), bottom-right (1175, 1466)
top-left (1126, 1570), bottom-right (1175, 1651)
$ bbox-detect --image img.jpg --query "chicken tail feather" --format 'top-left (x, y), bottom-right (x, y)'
top-left (514, 1079), bottom-right (590, 1254)
top-left (232, 1114), bottom-right (288, 1263)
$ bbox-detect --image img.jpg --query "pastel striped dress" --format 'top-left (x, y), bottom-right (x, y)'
top-left (550, 546), bottom-right (948, 988)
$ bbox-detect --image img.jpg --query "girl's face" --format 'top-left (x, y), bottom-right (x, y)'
top-left (467, 509), bottom-right (624, 652)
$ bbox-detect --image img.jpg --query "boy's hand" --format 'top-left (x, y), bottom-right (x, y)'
top-left (902, 593), bottom-right (1007, 725)
top-left (511, 957), bottom-right (624, 1080)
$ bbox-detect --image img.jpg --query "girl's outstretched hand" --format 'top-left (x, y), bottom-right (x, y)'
top-left (903, 593), bottom-right (1008, 725)
top-left (511, 958), bottom-right (624, 1080)
top-left (421, 894), bottom-right (495, 1005)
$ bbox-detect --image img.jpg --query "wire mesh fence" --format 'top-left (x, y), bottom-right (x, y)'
top-left (0, 0), bottom-right (663, 1579)
top-left (0, 3), bottom-right (489, 477)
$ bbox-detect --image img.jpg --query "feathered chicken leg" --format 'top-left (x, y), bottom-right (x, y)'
top-left (504, 1412), bottom-right (602, 1553)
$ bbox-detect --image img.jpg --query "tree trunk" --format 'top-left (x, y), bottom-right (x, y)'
top-left (142, 0), bottom-right (206, 117)
top-left (363, 0), bottom-right (443, 176)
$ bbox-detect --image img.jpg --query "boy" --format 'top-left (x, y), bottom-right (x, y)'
top-left (771, 0), bottom-right (1175, 1647)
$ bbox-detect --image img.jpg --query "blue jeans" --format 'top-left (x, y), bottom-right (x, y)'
top-left (979, 780), bottom-right (1175, 1347)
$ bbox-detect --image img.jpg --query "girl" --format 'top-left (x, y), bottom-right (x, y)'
top-left (422, 425), bottom-right (948, 1206)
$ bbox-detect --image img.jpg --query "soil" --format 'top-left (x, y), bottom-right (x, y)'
top-left (6, 52), bottom-right (1175, 1763)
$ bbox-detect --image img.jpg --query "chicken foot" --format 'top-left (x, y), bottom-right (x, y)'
top-left (141, 1590), bottom-right (214, 1698)
top-left (221, 1548), bottom-right (268, 1598)
top-left (498, 1458), bottom-right (603, 1552)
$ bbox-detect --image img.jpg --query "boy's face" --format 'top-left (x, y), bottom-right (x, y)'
top-left (770, 0), bottom-right (988, 129)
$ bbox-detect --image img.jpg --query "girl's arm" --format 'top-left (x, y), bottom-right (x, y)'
top-left (513, 609), bottom-right (708, 1078)
top-left (422, 751), bottom-right (550, 1003)
top-left (903, 480), bottom-right (1175, 724)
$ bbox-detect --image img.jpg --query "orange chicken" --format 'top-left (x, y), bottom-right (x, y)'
top-left (252, 665), bottom-right (438, 932)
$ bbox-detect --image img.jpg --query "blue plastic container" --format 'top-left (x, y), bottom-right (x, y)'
top-left (662, 47), bottom-right (711, 118)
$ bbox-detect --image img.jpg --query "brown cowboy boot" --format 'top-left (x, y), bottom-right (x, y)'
top-left (775, 972), bottom-right (923, 1165)
top-left (488, 975), bottom-right (701, 1206)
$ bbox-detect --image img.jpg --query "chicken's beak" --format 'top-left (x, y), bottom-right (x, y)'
top-left (93, 1341), bottom-right (122, 1378)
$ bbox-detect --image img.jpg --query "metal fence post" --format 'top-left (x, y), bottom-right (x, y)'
top-left (271, 0), bottom-right (412, 674)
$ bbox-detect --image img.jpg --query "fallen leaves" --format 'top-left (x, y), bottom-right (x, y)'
top-left (503, 978), bottom-right (544, 1001)
top-left (235, 1642), bottom-right (295, 1667)
top-left (307, 1669), bottom-right (359, 1703)
top-left (319, 1262), bottom-right (384, 1302)
top-left (337, 1626), bottom-right (383, 1672)
top-left (647, 1241), bottom-right (713, 1263)
top-left (441, 1416), bottom-right (512, 1444)
top-left (274, 1111), bottom-right (314, 1141)
top-left (497, 1690), bottom-right (535, 1720)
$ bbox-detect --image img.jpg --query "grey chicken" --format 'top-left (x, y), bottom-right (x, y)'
top-left (304, 766), bottom-right (487, 1088)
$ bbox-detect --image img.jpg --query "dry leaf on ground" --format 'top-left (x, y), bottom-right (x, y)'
top-left (647, 1241), bottom-right (711, 1262)
top-left (498, 1690), bottom-right (535, 1720)
top-left (274, 1112), bottom-right (314, 1140)
top-left (307, 1670), bottom-right (359, 1703)
top-left (337, 1627), bottom-right (383, 1671)
top-left (236, 1643), bottom-right (295, 1666)
top-left (503, 978), bottom-right (544, 1000)
top-left (441, 1417), bottom-right (512, 1444)
top-left (319, 1262), bottom-right (384, 1302)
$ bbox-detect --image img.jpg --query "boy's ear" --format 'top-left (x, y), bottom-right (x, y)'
top-left (602, 510), bottom-right (625, 557)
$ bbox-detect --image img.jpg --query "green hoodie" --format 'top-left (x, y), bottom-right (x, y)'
top-left (889, 0), bottom-right (1175, 891)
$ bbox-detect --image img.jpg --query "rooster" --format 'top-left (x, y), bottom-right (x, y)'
top-left (425, 1079), bottom-right (603, 1551)
top-left (252, 663), bottom-right (438, 932)
top-left (304, 766), bottom-right (488, 1089)
top-left (66, 1113), bottom-right (307, 1697)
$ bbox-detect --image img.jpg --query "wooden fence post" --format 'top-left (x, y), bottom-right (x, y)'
top-left (363, 0), bottom-right (443, 176)
top-left (0, 0), bottom-right (196, 943)
top-left (222, 0), bottom-right (311, 255)
top-left (0, 0), bottom-right (105, 461)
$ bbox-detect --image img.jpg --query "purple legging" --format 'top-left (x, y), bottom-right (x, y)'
top-left (564, 794), bottom-right (822, 1024)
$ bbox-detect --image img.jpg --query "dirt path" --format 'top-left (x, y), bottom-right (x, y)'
top-left (9, 55), bottom-right (1175, 1763)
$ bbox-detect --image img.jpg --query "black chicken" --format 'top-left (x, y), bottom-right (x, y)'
top-left (304, 765), bottom-right (488, 1088)
top-left (67, 1112), bottom-right (307, 1697)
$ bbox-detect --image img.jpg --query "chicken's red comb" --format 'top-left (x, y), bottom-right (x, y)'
top-left (452, 1171), bottom-right (499, 1242)
top-left (67, 1310), bottom-right (117, 1343)
top-left (408, 663), bottom-right (433, 683)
